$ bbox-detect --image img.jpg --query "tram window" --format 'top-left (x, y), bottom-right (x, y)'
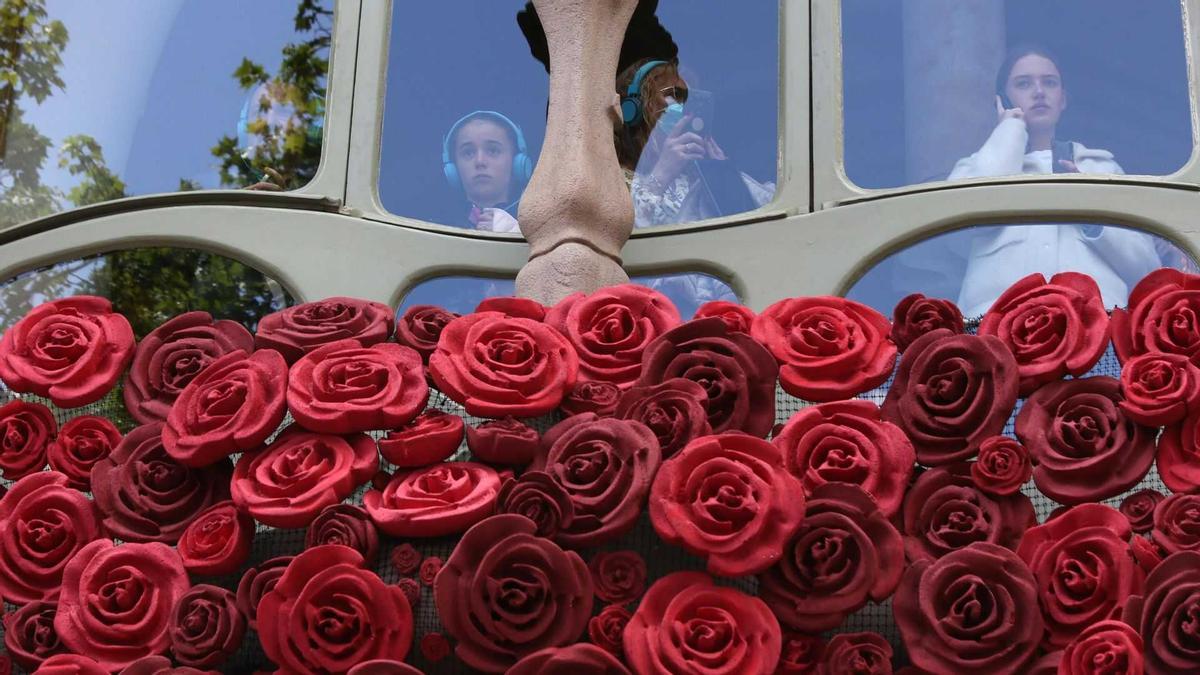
top-left (379, 2), bottom-right (777, 231)
top-left (0, 1), bottom-right (331, 230)
top-left (842, 0), bottom-right (1191, 190)
top-left (846, 223), bottom-right (1198, 318)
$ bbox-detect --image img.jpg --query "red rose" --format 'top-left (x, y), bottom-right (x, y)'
top-left (1111, 268), bottom-right (1200, 365)
top-left (624, 571), bottom-right (781, 675)
top-left (4, 600), bottom-right (66, 669)
top-left (305, 504), bottom-right (380, 567)
top-left (561, 380), bottom-right (621, 417)
top-left (466, 417), bottom-right (540, 464)
top-left (759, 484), bottom-right (904, 633)
top-left (531, 414), bottom-right (661, 548)
top-left (55, 540), bottom-right (189, 671)
top-left (1122, 550), bottom-right (1200, 673)
top-left (45, 415), bottom-right (120, 490)
top-left (176, 500), bottom-right (254, 576)
top-left (396, 577), bottom-right (421, 608)
top-left (0, 399), bottom-right (55, 480)
top-left (347, 660), bottom-right (424, 675)
top-left (33, 654), bottom-right (108, 675)
top-left (378, 409), bottom-right (464, 467)
top-left (818, 633), bottom-right (893, 675)
top-left (1151, 492), bottom-right (1200, 555)
top-left (420, 631), bottom-right (452, 661)
top-left (1131, 535), bottom-right (1165, 576)
top-left (255, 297), bottom-right (394, 364)
top-left (1121, 488), bottom-right (1166, 534)
top-left (614, 377), bottom-right (711, 458)
top-left (1017, 504), bottom-right (1143, 647)
top-left (429, 311), bottom-right (579, 417)
top-left (779, 633), bottom-right (825, 674)
top-left (476, 296), bottom-right (547, 321)
top-left (508, 644), bottom-right (631, 675)
top-left (773, 400), bottom-right (914, 518)
top-left (495, 471), bottom-right (576, 538)
top-left (970, 435), bottom-right (1032, 497)
top-left (1058, 620), bottom-right (1143, 675)
top-left (894, 542), bottom-right (1043, 675)
top-left (234, 556), bottom-right (292, 631)
top-left (891, 293), bottom-right (964, 351)
top-left (122, 311), bottom-right (254, 424)
top-left (231, 425), bottom-right (378, 528)
top-left (394, 305), bottom-right (458, 362)
top-left (638, 317), bottom-right (778, 437)
top-left (0, 295), bottom-right (134, 408)
top-left (434, 514), bottom-right (594, 672)
top-left (881, 329), bottom-right (1019, 465)
top-left (694, 300), bottom-right (756, 334)
top-left (1119, 352), bottom-right (1200, 426)
top-left (752, 296), bottom-right (896, 402)
top-left (168, 584), bottom-right (246, 669)
top-left (258, 545), bottom-right (414, 672)
top-left (364, 462), bottom-right (500, 537)
top-left (589, 550), bottom-right (647, 605)
top-left (588, 604), bottom-right (632, 656)
top-left (1156, 409), bottom-right (1200, 493)
top-left (545, 284), bottom-right (682, 389)
top-left (118, 655), bottom-right (216, 674)
top-left (423, 557), bottom-right (449, 587)
top-left (651, 433), bottom-right (805, 576)
top-left (1015, 376), bottom-right (1155, 505)
top-left (91, 422), bottom-right (232, 543)
top-left (390, 542), bottom-right (420, 575)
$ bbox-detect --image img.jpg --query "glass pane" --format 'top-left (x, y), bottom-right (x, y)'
top-left (842, 0), bottom-right (1191, 189)
top-left (846, 223), bottom-right (1198, 317)
top-left (1, 0), bottom-right (332, 228)
top-left (379, 2), bottom-right (777, 230)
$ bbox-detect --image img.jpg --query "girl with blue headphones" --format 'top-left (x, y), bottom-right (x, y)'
top-left (441, 110), bottom-right (533, 232)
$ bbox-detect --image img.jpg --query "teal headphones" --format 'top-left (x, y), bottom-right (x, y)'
top-left (442, 110), bottom-right (534, 191)
top-left (621, 59), bottom-right (669, 126)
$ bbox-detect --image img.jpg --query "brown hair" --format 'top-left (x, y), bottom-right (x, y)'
top-left (615, 58), bottom-right (683, 171)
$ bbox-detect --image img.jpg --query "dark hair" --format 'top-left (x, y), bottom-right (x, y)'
top-left (451, 112), bottom-right (519, 155)
top-left (995, 44), bottom-right (1065, 97)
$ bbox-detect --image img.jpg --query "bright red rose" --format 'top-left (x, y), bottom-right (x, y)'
top-left (255, 297), bottom-right (394, 364)
top-left (614, 377), bottom-right (711, 458)
top-left (0, 295), bottom-right (134, 408)
top-left (496, 471), bottom-right (575, 538)
top-left (1121, 488), bottom-right (1166, 534)
top-left (234, 556), bottom-right (292, 631)
top-left (45, 415), bottom-right (120, 490)
top-left (1156, 408), bottom-right (1200, 493)
top-left (508, 644), bottom-right (632, 675)
top-left (1058, 620), bottom-right (1143, 675)
top-left (305, 504), bottom-right (380, 567)
top-left (1119, 352), bottom-right (1200, 426)
top-left (561, 380), bottom-right (621, 417)
top-left (694, 300), bottom-right (756, 334)
top-left (168, 584), bottom-right (246, 670)
top-left (346, 660), bottom-right (424, 675)
top-left (176, 500), bottom-right (254, 576)
top-left (588, 550), bottom-right (647, 605)
top-left (475, 296), bottom-right (547, 321)
top-left (1131, 534), bottom-right (1165, 576)
top-left (1111, 268), bottom-right (1200, 365)
top-left (34, 654), bottom-right (108, 675)
top-left (429, 311), bottom-right (579, 417)
top-left (752, 296), bottom-right (896, 402)
top-left (624, 571), bottom-right (781, 675)
top-left (1122, 550), bottom-right (1200, 673)
top-left (363, 461), bottom-right (500, 537)
top-left (378, 409), bottom-right (464, 467)
top-left (891, 293), bottom-right (964, 351)
top-left (1151, 492), bottom-right (1200, 555)
top-left (779, 633), bottom-right (825, 674)
top-left (818, 633), bottom-right (893, 675)
top-left (118, 655), bottom-right (217, 674)
top-left (4, 599), bottom-right (65, 669)
top-left (0, 399), bottom-right (54, 479)
top-left (588, 604), bottom-right (631, 657)
top-left (970, 435), bottom-right (1032, 497)
top-left (466, 416), bottom-right (540, 464)
top-left (394, 304), bottom-right (458, 362)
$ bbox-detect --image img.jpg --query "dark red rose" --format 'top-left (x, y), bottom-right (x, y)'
top-left (177, 500), bottom-right (253, 576)
top-left (1122, 550), bottom-right (1200, 673)
top-left (255, 297), bottom-right (394, 364)
top-left (476, 296), bottom-right (547, 321)
top-left (759, 483), bottom-right (904, 633)
top-left (978, 272), bottom-right (1109, 396)
top-left (419, 556), bottom-right (443, 586)
top-left (390, 542), bottom-right (420, 575)
top-left (1156, 408), bottom-right (1200, 494)
top-left (624, 571), bottom-right (781, 675)
top-left (364, 461), bottom-right (500, 537)
top-left (779, 633), bottom-right (824, 674)
top-left (395, 305), bottom-right (459, 362)
top-left (420, 632), bottom-right (451, 662)
top-left (45, 415), bottom-right (120, 491)
top-left (891, 293), bottom-right (964, 351)
top-left (429, 311), bottom-right (579, 417)
top-left (894, 542), bottom-right (1042, 675)
top-left (258, 545), bottom-right (414, 672)
top-left (347, 660), bottom-right (424, 675)
top-left (1151, 492), bottom-right (1200, 555)
top-left (773, 400), bottom-right (914, 518)
top-left (396, 577), bottom-right (420, 608)
top-left (378, 409), bottom-right (464, 467)
top-left (1119, 352), bottom-right (1200, 426)
top-left (1131, 535), bottom-right (1165, 576)
top-left (0, 295), bottom-right (135, 408)
top-left (234, 556), bottom-right (292, 631)
top-left (545, 284), bottom-right (682, 389)
top-left (434, 514), bottom-right (594, 672)
top-left (752, 296), bottom-right (896, 402)
top-left (561, 380), bottom-right (621, 417)
top-left (588, 604), bottom-right (631, 656)
top-left (1111, 268), bottom-right (1200, 365)
top-left (1026, 653), bottom-right (1063, 675)
top-left (466, 417), bottom-right (540, 464)
top-left (496, 471), bottom-right (575, 538)
top-left (118, 655), bottom-right (216, 675)
top-left (969, 435), bottom-right (1032, 497)
top-left (1058, 620), bottom-right (1143, 675)
top-left (693, 300), bottom-right (756, 334)
top-left (614, 377), bottom-right (711, 458)
top-left (34, 654), bottom-right (108, 675)
top-left (162, 348), bottom-right (288, 467)
top-left (508, 644), bottom-right (632, 675)
top-left (881, 329), bottom-right (1019, 466)
top-left (0, 399), bottom-right (54, 480)
top-left (1121, 488), bottom-right (1166, 534)
top-left (531, 414), bottom-right (661, 548)
top-left (901, 463), bottom-right (1036, 562)
top-left (588, 550), bottom-right (647, 605)
top-left (168, 585), bottom-right (246, 669)
top-left (818, 632), bottom-right (893, 675)
top-left (123, 311), bottom-right (254, 425)
top-left (231, 425), bottom-right (378, 528)
top-left (305, 504), bottom-right (380, 566)
top-left (651, 433), bottom-right (805, 577)
top-left (1015, 376), bottom-right (1155, 505)
top-left (55, 540), bottom-right (189, 671)
top-left (4, 600), bottom-right (66, 669)
top-left (639, 317), bottom-right (778, 437)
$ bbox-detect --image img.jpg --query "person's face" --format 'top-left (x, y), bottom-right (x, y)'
top-left (1005, 54), bottom-right (1067, 133)
top-left (453, 119), bottom-right (515, 205)
top-left (644, 71), bottom-right (688, 132)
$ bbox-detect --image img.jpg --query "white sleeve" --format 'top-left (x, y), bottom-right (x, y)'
top-left (488, 209), bottom-right (521, 233)
top-left (947, 118), bottom-right (1029, 180)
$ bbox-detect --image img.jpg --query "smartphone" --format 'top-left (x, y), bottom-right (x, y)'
top-left (685, 89), bottom-right (715, 139)
top-left (999, 92), bottom-right (1015, 110)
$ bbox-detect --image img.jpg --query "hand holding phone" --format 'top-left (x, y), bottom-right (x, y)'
top-left (995, 94), bottom-right (1024, 124)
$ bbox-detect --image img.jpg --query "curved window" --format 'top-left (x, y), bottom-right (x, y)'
top-left (842, 0), bottom-right (1191, 189)
top-left (1, 0), bottom-right (332, 229)
top-left (379, 2), bottom-right (776, 231)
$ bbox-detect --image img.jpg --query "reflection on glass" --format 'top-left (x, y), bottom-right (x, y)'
top-left (440, 111), bottom-right (532, 232)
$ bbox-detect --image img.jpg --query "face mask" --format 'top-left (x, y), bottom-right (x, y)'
top-left (658, 101), bottom-right (686, 132)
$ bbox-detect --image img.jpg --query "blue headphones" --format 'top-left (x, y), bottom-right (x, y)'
top-left (621, 60), bottom-right (669, 126)
top-left (442, 110), bottom-right (534, 191)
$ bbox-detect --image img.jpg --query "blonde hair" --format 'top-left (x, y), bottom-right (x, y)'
top-left (615, 59), bottom-right (683, 171)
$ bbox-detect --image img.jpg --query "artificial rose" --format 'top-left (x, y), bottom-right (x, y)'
top-left (651, 433), bottom-right (805, 577)
top-left (752, 295), bottom-right (896, 402)
top-left (4, 600), bottom-right (66, 669)
top-left (901, 463), bottom-right (1036, 562)
top-left (45, 415), bottom-right (121, 490)
top-left (531, 413), bottom-right (661, 548)
top-left (466, 417), bottom-right (540, 464)
top-left (55, 540), bottom-right (189, 671)
top-left (589, 550), bottom-right (647, 605)
top-left (891, 293), bottom-right (964, 351)
top-left (759, 483), bottom-right (904, 633)
top-left (495, 471), bottom-right (575, 538)
top-left (638, 317), bottom-right (778, 437)
top-left (346, 660), bottom-right (424, 675)
top-left (772, 399), bottom-right (914, 518)
top-left (118, 656), bottom-right (215, 675)
top-left (1132, 535), bottom-right (1165, 576)
top-left (255, 297), bottom-right (394, 364)
top-left (429, 311), bottom-right (579, 417)
top-left (614, 377), bottom-right (711, 458)
top-left (1111, 268), bottom-right (1200, 365)
top-left (588, 604), bottom-right (632, 657)
top-left (231, 425), bottom-right (377, 528)
top-left (234, 556), bottom-right (292, 631)
top-left (122, 311), bottom-right (254, 425)
top-left (545, 283), bottom-right (682, 389)
top-left (1155, 408), bottom-right (1200, 494)
top-left (92, 423), bottom-right (232, 543)
top-left (258, 545), bottom-right (414, 672)
top-left (419, 556), bottom-right (442, 586)
top-left (881, 329), bottom-right (1019, 465)
top-left (970, 435), bottom-right (1032, 497)
top-left (1059, 620), bottom-right (1143, 675)
top-left (420, 632), bottom-right (451, 662)
top-left (1122, 550), bottom-right (1200, 673)
top-left (396, 577), bottom-right (420, 608)
top-left (624, 571), bottom-right (781, 675)
top-left (0, 399), bottom-right (55, 480)
top-left (378, 409), bottom-right (464, 467)
top-left (894, 542), bottom-right (1043, 675)
top-left (508, 644), bottom-right (632, 675)
top-left (1121, 488), bottom-right (1166, 534)
top-left (305, 504), bottom-right (380, 567)
top-left (434, 514), bottom-right (594, 672)
top-left (819, 633), bottom-right (893, 675)
top-left (561, 380), bottom-right (621, 417)
top-left (390, 543), bottom-right (420, 575)
top-left (364, 461), bottom-right (500, 537)
top-left (168, 585), bottom-right (246, 669)
top-left (476, 296), bottom-right (547, 321)
top-left (693, 299), bottom-right (756, 334)
top-left (34, 654), bottom-right (108, 675)
top-left (1119, 352), bottom-right (1200, 426)
top-left (779, 633), bottom-right (825, 674)
top-left (1151, 492), bottom-right (1200, 555)
top-left (394, 304), bottom-right (459, 362)
top-left (0, 295), bottom-right (135, 408)
top-left (176, 500), bottom-right (254, 576)
top-left (1015, 376), bottom-right (1155, 504)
